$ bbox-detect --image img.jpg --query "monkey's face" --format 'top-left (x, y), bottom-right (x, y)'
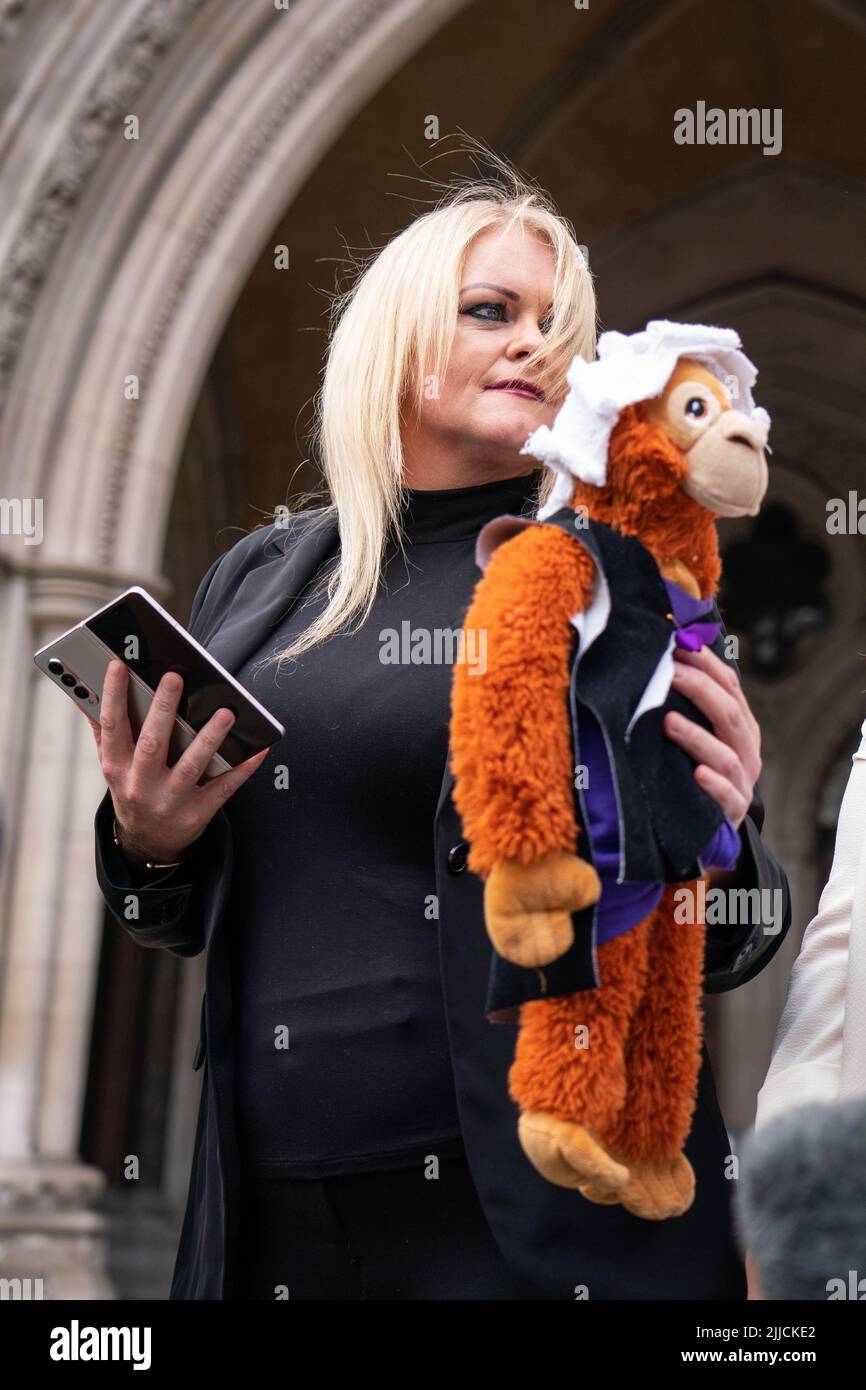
top-left (644, 357), bottom-right (768, 517)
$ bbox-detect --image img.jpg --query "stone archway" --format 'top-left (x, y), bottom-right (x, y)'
top-left (0, 0), bottom-right (471, 1299)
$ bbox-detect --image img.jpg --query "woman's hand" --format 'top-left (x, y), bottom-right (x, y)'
top-left (81, 657), bottom-right (269, 865)
top-left (662, 645), bottom-right (762, 832)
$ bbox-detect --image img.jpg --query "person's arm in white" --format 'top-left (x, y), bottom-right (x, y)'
top-left (754, 715), bottom-right (866, 1128)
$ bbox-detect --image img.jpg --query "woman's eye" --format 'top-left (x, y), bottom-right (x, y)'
top-left (462, 301), bottom-right (508, 323)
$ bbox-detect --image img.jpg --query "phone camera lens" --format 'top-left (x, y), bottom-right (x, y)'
top-left (61, 673), bottom-right (76, 687)
top-left (74, 685), bottom-right (90, 699)
top-left (48, 658), bottom-right (64, 676)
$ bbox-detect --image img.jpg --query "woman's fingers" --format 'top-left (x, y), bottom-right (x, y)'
top-left (663, 708), bottom-right (753, 819)
top-left (96, 659), bottom-right (135, 776)
top-left (94, 654), bottom-right (270, 845)
top-left (129, 669), bottom-right (185, 781)
top-left (197, 745), bottom-right (270, 817)
top-left (663, 645), bottom-right (762, 831)
top-left (670, 647), bottom-right (762, 784)
top-left (169, 706), bottom-right (238, 791)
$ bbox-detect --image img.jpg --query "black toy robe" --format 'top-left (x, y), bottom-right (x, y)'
top-left (476, 507), bottom-right (734, 1017)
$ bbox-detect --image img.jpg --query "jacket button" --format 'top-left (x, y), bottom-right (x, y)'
top-left (447, 841), bottom-right (469, 873)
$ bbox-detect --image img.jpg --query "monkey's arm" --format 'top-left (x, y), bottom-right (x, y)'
top-left (450, 523), bottom-right (601, 967)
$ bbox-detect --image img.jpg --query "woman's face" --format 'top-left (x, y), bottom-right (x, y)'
top-left (401, 223), bottom-right (561, 488)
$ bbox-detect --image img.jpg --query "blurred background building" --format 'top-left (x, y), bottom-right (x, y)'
top-left (0, 0), bottom-right (863, 1297)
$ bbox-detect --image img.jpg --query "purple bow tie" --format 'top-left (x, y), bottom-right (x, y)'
top-left (674, 618), bottom-right (723, 651)
top-left (662, 577), bottom-right (721, 651)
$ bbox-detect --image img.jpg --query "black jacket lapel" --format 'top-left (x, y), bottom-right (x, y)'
top-left (201, 515), bottom-right (340, 673)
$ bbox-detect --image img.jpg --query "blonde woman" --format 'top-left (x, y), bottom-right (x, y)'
top-left (87, 153), bottom-right (791, 1300)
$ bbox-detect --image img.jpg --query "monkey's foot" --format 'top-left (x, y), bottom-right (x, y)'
top-left (517, 1111), bottom-right (631, 1200)
top-left (612, 1151), bottom-right (696, 1220)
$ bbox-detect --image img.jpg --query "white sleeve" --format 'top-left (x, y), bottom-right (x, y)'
top-left (754, 716), bottom-right (866, 1129)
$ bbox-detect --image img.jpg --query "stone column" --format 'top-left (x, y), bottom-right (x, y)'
top-left (0, 572), bottom-right (165, 1299)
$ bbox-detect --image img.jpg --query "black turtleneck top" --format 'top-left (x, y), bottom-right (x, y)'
top-left (224, 468), bottom-right (543, 1178)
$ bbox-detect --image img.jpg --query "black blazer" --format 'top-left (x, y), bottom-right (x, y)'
top-left (93, 508), bottom-right (792, 1300)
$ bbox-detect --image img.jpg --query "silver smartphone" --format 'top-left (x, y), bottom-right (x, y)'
top-left (33, 584), bottom-right (285, 781)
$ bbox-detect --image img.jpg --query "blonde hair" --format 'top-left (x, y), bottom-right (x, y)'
top-left (254, 141), bottom-right (597, 673)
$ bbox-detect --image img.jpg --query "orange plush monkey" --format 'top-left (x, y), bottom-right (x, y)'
top-left (449, 321), bottom-right (770, 1220)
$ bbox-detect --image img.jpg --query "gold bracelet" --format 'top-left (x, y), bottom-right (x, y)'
top-left (113, 816), bottom-right (183, 870)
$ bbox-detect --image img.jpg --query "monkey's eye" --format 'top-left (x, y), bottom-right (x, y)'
top-left (665, 380), bottom-right (723, 436)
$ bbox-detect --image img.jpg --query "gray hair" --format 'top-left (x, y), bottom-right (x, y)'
top-left (734, 1096), bottom-right (866, 1300)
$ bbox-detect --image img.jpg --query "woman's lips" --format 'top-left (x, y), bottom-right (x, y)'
top-left (485, 385), bottom-right (544, 401)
